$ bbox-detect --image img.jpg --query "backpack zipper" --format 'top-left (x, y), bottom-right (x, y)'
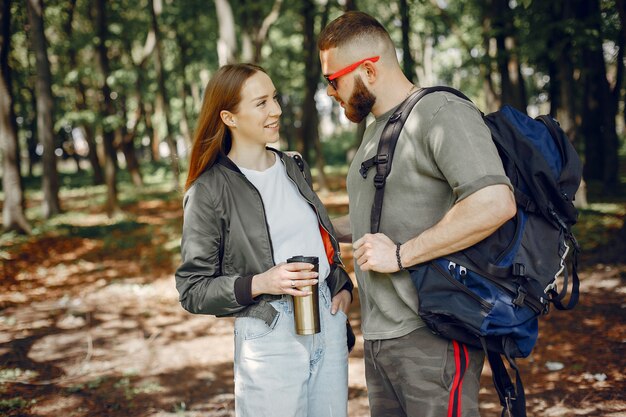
top-left (432, 261), bottom-right (492, 311)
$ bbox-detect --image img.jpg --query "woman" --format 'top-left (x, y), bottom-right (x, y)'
top-left (175, 63), bottom-right (353, 417)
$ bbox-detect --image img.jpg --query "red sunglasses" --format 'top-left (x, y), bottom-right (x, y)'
top-left (324, 56), bottom-right (380, 90)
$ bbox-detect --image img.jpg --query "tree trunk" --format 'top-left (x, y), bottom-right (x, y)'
top-left (22, 35), bottom-right (38, 178)
top-left (345, 0), bottom-right (366, 153)
top-left (25, 0), bottom-right (61, 218)
top-left (119, 97), bottom-right (143, 187)
top-left (26, 104), bottom-right (37, 177)
top-left (1, 0), bottom-right (30, 233)
top-left (399, 0), bottom-right (415, 82)
top-left (175, 33), bottom-right (192, 146)
top-left (129, 28), bottom-right (157, 163)
top-left (493, 0), bottom-right (526, 112)
top-left (301, 0), bottom-right (327, 191)
top-left (95, 0), bottom-right (121, 216)
top-left (578, 0), bottom-right (621, 192)
top-left (253, 0), bottom-right (283, 64)
top-left (480, 11), bottom-right (500, 112)
top-left (64, 0), bottom-right (103, 184)
top-left (344, 0), bottom-right (358, 10)
top-left (215, 0), bottom-right (237, 65)
top-left (546, 1), bottom-right (587, 207)
top-left (151, 0), bottom-right (181, 191)
top-left (143, 101), bottom-right (158, 162)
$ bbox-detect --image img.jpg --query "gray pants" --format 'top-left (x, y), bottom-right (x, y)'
top-left (364, 326), bottom-right (484, 417)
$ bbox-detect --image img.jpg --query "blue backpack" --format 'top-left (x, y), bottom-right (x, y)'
top-left (361, 86), bottom-right (582, 417)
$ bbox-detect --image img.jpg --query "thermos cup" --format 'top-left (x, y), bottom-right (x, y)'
top-left (286, 255), bottom-right (321, 335)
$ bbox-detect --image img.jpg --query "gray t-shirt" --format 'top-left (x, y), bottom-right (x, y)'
top-left (347, 91), bottom-right (512, 340)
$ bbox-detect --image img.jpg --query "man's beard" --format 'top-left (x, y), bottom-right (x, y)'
top-left (345, 76), bottom-right (376, 123)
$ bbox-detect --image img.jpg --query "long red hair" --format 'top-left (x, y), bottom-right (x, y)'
top-left (185, 63), bottom-right (266, 190)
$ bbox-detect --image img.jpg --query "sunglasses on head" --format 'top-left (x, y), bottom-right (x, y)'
top-left (323, 56), bottom-right (380, 90)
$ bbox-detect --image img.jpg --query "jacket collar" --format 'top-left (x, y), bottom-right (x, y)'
top-left (216, 147), bottom-right (285, 173)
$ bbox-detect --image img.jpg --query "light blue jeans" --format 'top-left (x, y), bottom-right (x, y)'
top-left (234, 283), bottom-right (349, 417)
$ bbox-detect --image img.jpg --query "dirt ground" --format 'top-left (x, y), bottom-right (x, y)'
top-left (0, 192), bottom-right (625, 417)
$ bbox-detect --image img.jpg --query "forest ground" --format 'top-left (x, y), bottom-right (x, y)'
top-left (0, 167), bottom-right (625, 417)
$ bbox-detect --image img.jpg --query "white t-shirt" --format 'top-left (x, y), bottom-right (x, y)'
top-left (238, 155), bottom-right (330, 282)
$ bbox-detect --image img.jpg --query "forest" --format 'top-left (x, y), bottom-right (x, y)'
top-left (0, 0), bottom-right (625, 416)
top-left (2, 0), bottom-right (625, 228)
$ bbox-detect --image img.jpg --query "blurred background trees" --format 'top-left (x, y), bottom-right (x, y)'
top-left (1, 0), bottom-right (625, 233)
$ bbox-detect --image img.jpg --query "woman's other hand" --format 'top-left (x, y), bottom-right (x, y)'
top-left (251, 262), bottom-right (318, 298)
top-left (330, 289), bottom-right (351, 316)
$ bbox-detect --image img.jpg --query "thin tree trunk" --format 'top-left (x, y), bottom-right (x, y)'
top-left (344, 0), bottom-right (358, 10)
top-left (399, 0), bottom-right (415, 82)
top-left (545, 1), bottom-right (587, 207)
top-left (481, 18), bottom-right (499, 113)
top-left (151, 0), bottom-right (181, 190)
top-left (119, 96), bottom-right (143, 187)
top-left (26, 0), bottom-right (61, 218)
top-left (175, 33), bottom-right (192, 146)
top-left (215, 0), bottom-right (237, 65)
top-left (26, 94), bottom-right (37, 177)
top-left (579, 0), bottom-right (620, 192)
top-left (493, 0), bottom-right (526, 112)
top-left (130, 29), bottom-right (157, 163)
top-left (143, 101), bottom-right (157, 162)
top-left (302, 0), bottom-right (329, 190)
top-left (1, 0), bottom-right (30, 233)
top-left (62, 0), bottom-right (83, 179)
top-left (345, 0), bottom-right (366, 152)
top-left (64, 0), bottom-right (103, 184)
top-left (95, 0), bottom-right (121, 216)
top-left (432, 0), bottom-right (498, 109)
top-left (253, 0), bottom-right (283, 64)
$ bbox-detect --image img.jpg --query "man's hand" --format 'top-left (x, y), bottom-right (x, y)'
top-left (353, 233), bottom-right (399, 273)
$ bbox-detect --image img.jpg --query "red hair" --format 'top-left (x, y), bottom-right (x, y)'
top-left (185, 63), bottom-right (266, 190)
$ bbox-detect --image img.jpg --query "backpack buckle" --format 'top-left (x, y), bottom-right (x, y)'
top-left (375, 154), bottom-right (388, 165)
top-left (373, 173), bottom-right (386, 189)
top-left (359, 154), bottom-right (388, 179)
top-left (512, 263), bottom-right (526, 277)
top-left (504, 388), bottom-right (517, 415)
top-left (513, 286), bottom-right (527, 307)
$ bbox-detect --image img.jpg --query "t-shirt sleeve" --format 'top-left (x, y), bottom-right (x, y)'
top-left (425, 98), bottom-right (512, 202)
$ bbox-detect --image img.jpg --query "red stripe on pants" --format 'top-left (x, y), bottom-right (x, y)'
top-left (448, 341), bottom-right (470, 417)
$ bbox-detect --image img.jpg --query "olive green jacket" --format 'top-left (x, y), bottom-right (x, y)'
top-left (175, 148), bottom-right (353, 326)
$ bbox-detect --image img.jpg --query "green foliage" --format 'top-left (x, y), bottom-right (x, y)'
top-left (113, 375), bottom-right (163, 400)
top-left (0, 397), bottom-right (34, 413)
top-left (67, 376), bottom-right (107, 393)
top-left (322, 130), bottom-right (356, 166)
top-left (0, 368), bottom-right (39, 384)
top-left (4, 0), bottom-right (625, 201)
top-left (574, 203), bottom-right (625, 252)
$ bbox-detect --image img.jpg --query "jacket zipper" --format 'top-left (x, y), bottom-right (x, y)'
top-left (280, 157), bottom-right (345, 268)
top-left (432, 261), bottom-right (492, 311)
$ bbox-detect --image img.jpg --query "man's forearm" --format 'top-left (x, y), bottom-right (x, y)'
top-left (400, 184), bottom-right (516, 267)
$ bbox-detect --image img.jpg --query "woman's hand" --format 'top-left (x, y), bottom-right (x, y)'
top-left (251, 262), bottom-right (319, 298)
top-left (330, 289), bottom-right (351, 316)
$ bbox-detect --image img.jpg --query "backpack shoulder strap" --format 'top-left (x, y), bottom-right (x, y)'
top-left (486, 349), bottom-right (528, 417)
top-left (365, 86), bottom-right (472, 233)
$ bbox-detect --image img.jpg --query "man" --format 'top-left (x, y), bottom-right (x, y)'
top-left (318, 11), bottom-right (517, 417)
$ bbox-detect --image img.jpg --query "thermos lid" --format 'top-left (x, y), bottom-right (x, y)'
top-left (286, 255), bottom-right (319, 265)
